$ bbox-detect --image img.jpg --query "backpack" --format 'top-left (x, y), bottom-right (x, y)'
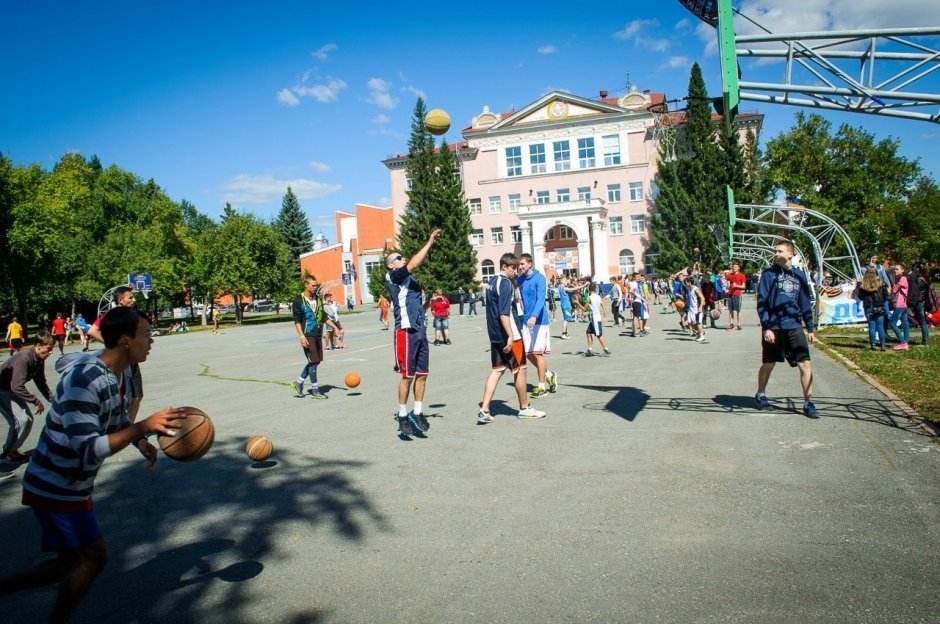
top-left (906, 272), bottom-right (923, 307)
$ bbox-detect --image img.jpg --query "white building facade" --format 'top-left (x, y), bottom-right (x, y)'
top-left (383, 86), bottom-right (762, 282)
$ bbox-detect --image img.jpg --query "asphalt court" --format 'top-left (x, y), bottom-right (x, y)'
top-left (1, 302), bottom-right (937, 623)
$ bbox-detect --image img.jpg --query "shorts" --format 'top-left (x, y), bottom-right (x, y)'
top-left (520, 323), bottom-right (551, 355)
top-left (587, 320), bottom-right (603, 336)
top-left (54, 333), bottom-right (66, 346)
top-left (490, 340), bottom-right (525, 373)
top-left (394, 328), bottom-right (429, 379)
top-left (631, 301), bottom-right (642, 317)
top-left (301, 334), bottom-right (324, 365)
top-left (32, 508), bottom-right (103, 552)
top-left (10, 338), bottom-right (23, 350)
top-left (433, 317), bottom-right (449, 331)
top-left (728, 295), bottom-right (743, 312)
top-left (762, 328), bottom-right (811, 367)
top-left (561, 306), bottom-right (574, 322)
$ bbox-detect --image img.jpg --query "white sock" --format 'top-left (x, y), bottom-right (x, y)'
top-left (295, 378), bottom-right (305, 386)
top-left (399, 405), bottom-right (408, 417)
top-left (413, 401), bottom-right (423, 415)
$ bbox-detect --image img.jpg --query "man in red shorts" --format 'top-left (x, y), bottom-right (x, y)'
top-left (50, 313), bottom-right (67, 357)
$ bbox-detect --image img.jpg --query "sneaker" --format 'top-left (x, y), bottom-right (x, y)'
top-left (517, 406), bottom-right (546, 419)
top-left (546, 370), bottom-right (558, 393)
top-left (754, 393), bottom-right (771, 410)
top-left (307, 390), bottom-right (328, 400)
top-left (0, 451), bottom-right (28, 464)
top-left (803, 401), bottom-right (819, 419)
top-left (417, 414), bottom-right (430, 431)
top-left (584, 349), bottom-right (595, 357)
top-left (695, 334), bottom-right (706, 343)
top-left (445, 339), bottom-right (452, 345)
top-left (559, 333), bottom-right (570, 340)
top-left (530, 386), bottom-right (549, 399)
top-left (735, 325), bottom-right (743, 331)
top-left (477, 410), bottom-right (495, 425)
top-left (602, 348), bottom-right (611, 357)
top-left (291, 381), bottom-right (304, 397)
top-left (893, 342), bottom-right (910, 351)
top-left (433, 340), bottom-right (440, 346)
top-left (395, 414), bottom-right (414, 438)
top-left (405, 412), bottom-right (427, 437)
top-left (411, 412), bottom-right (429, 433)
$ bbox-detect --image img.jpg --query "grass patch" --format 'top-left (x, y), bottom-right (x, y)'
top-left (816, 326), bottom-right (940, 424)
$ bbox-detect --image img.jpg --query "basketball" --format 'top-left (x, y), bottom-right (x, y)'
top-left (245, 435), bottom-right (273, 462)
top-left (425, 109), bottom-right (450, 135)
top-left (674, 300), bottom-right (686, 310)
top-left (710, 309), bottom-right (721, 320)
top-left (158, 407), bottom-right (214, 462)
top-left (344, 372), bottom-right (361, 388)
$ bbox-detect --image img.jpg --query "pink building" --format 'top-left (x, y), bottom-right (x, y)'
top-left (383, 85), bottom-right (762, 282)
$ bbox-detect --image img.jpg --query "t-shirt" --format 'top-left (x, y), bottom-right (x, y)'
top-left (430, 296), bottom-right (450, 318)
top-left (728, 271), bottom-right (746, 296)
top-left (6, 321), bottom-right (23, 340)
top-left (486, 273), bottom-right (520, 343)
top-left (386, 266), bottom-right (425, 331)
top-left (588, 293), bottom-right (604, 322)
top-left (291, 294), bottom-right (324, 336)
top-left (52, 318), bottom-right (67, 335)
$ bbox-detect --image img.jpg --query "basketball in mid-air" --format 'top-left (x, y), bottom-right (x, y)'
top-left (674, 300), bottom-right (686, 310)
top-left (158, 407), bottom-right (214, 461)
top-left (425, 109), bottom-right (450, 136)
top-left (344, 372), bottom-right (361, 388)
top-left (245, 435), bottom-right (273, 462)
top-left (710, 309), bottom-right (722, 320)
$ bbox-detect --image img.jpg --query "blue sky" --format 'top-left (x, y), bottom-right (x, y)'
top-left (3, 1), bottom-right (938, 243)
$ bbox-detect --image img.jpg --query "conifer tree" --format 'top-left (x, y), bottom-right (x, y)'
top-left (273, 186), bottom-right (313, 276)
top-left (397, 98), bottom-right (477, 293)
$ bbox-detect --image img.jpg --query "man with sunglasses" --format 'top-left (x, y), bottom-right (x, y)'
top-left (385, 229), bottom-right (441, 439)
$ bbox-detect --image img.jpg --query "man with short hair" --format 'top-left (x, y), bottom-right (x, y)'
top-left (727, 263), bottom-right (747, 330)
top-left (386, 229), bottom-right (441, 439)
top-left (291, 275), bottom-right (339, 400)
top-left (430, 289), bottom-right (451, 346)
top-left (517, 253), bottom-right (557, 398)
top-left (755, 241), bottom-right (818, 418)
top-left (584, 283), bottom-right (611, 357)
top-left (0, 307), bottom-right (185, 622)
top-left (0, 331), bottom-right (55, 465)
top-left (610, 276), bottom-right (624, 327)
top-left (477, 253), bottom-right (545, 424)
top-left (5, 316), bottom-right (24, 356)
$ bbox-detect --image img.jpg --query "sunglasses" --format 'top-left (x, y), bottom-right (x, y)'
top-left (388, 254), bottom-right (403, 264)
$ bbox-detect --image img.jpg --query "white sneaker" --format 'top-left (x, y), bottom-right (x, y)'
top-left (517, 406), bottom-right (546, 419)
top-left (477, 410), bottom-right (494, 425)
top-left (695, 334), bottom-right (706, 343)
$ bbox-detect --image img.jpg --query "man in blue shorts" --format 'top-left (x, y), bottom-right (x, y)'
top-left (755, 240), bottom-right (818, 418)
top-left (0, 307), bottom-right (185, 623)
top-left (477, 253), bottom-right (545, 424)
top-left (385, 228), bottom-right (441, 439)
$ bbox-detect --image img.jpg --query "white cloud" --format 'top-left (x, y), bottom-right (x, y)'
top-left (367, 77), bottom-right (397, 109)
top-left (294, 77), bottom-right (347, 103)
top-left (403, 85), bottom-right (427, 101)
top-left (311, 43), bottom-right (337, 61)
top-left (220, 174), bottom-right (342, 204)
top-left (613, 18), bottom-right (659, 41)
top-left (372, 114), bottom-right (391, 124)
top-left (308, 161), bottom-right (331, 173)
top-left (276, 88), bottom-right (300, 107)
top-left (538, 45), bottom-right (557, 55)
top-left (675, 18), bottom-right (691, 31)
top-left (368, 127), bottom-right (402, 138)
top-left (659, 56), bottom-right (691, 71)
top-left (638, 37), bottom-right (670, 52)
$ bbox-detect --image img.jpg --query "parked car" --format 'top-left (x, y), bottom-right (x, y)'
top-left (250, 299), bottom-right (278, 313)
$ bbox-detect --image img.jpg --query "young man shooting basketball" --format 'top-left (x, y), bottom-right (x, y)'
top-left (0, 307), bottom-right (185, 623)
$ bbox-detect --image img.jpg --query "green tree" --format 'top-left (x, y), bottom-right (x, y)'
top-left (367, 260), bottom-right (390, 299)
top-left (273, 186), bottom-right (313, 276)
top-left (397, 98), bottom-right (477, 293)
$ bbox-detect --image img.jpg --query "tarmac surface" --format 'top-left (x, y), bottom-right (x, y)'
top-left (1, 299), bottom-right (938, 623)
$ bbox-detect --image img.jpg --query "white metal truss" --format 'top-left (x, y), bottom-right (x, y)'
top-left (736, 26), bottom-right (940, 124)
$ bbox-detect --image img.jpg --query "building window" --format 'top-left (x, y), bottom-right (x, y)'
top-left (482, 260), bottom-right (495, 279)
top-left (489, 196), bottom-right (502, 214)
top-left (506, 146), bottom-right (522, 177)
top-left (559, 225), bottom-right (573, 240)
top-left (468, 198), bottom-right (482, 215)
top-left (510, 225), bottom-right (522, 243)
top-left (578, 137), bottom-right (596, 168)
top-left (607, 184), bottom-right (621, 203)
top-left (471, 228), bottom-right (484, 246)
top-left (491, 227), bottom-right (504, 245)
top-left (577, 186), bottom-right (591, 201)
top-left (644, 254), bottom-right (656, 275)
top-left (536, 191), bottom-right (550, 205)
top-left (631, 214), bottom-right (646, 234)
top-left (529, 143), bottom-right (547, 174)
top-left (602, 135), bottom-right (621, 166)
top-left (629, 182), bottom-right (644, 201)
top-left (609, 216), bottom-right (623, 235)
top-left (553, 140), bottom-right (571, 171)
top-left (508, 193), bottom-right (521, 213)
top-left (545, 228), bottom-right (556, 241)
top-left (619, 249), bottom-right (636, 274)
top-left (557, 188), bottom-right (570, 203)
top-left (405, 173), bottom-right (413, 190)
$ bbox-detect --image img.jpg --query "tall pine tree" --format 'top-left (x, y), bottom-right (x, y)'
top-left (397, 98), bottom-right (477, 293)
top-left (273, 186), bottom-right (313, 276)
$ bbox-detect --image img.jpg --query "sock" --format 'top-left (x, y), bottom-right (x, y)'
top-left (295, 378), bottom-right (305, 386)
top-left (757, 392), bottom-right (766, 398)
top-left (539, 383), bottom-right (547, 390)
top-left (413, 401), bottom-right (423, 415)
top-left (399, 405), bottom-right (408, 417)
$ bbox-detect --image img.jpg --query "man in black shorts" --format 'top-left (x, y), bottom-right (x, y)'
top-left (754, 240), bottom-right (818, 418)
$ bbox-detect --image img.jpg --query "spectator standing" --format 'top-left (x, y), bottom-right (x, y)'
top-left (430, 289), bottom-right (451, 345)
top-left (889, 263), bottom-right (911, 351)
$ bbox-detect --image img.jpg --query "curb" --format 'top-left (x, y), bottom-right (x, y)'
top-left (815, 338), bottom-right (938, 437)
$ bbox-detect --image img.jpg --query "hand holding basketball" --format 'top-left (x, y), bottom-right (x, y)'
top-left (158, 407), bottom-right (215, 462)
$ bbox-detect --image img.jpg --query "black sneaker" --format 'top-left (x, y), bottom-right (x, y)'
top-left (415, 413), bottom-right (430, 432)
top-left (405, 412), bottom-right (427, 437)
top-left (395, 414), bottom-right (414, 438)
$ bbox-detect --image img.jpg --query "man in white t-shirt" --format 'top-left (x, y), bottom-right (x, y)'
top-left (584, 283), bottom-right (611, 357)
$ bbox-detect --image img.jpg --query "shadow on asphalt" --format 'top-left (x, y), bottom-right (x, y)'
top-left (0, 438), bottom-right (382, 623)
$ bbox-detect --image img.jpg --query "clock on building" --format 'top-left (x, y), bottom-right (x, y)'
top-left (548, 100), bottom-right (568, 120)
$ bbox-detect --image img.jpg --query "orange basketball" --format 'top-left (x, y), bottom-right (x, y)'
top-left (344, 372), bottom-right (361, 388)
top-left (158, 407), bottom-right (214, 461)
top-left (674, 300), bottom-right (686, 310)
top-left (245, 435), bottom-right (273, 462)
